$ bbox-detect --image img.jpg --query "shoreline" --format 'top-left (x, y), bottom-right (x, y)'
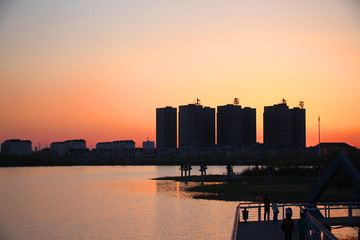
top-left (153, 174), bottom-right (355, 203)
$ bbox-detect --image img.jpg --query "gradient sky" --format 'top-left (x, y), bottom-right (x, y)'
top-left (1, 0), bottom-right (359, 149)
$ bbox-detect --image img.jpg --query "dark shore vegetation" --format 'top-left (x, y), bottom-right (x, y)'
top-left (154, 165), bottom-right (357, 203)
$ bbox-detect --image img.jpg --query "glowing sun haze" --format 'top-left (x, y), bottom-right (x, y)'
top-left (0, 0), bottom-right (359, 149)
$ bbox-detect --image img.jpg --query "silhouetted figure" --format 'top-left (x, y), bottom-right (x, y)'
top-left (226, 164), bottom-right (233, 175)
top-left (297, 213), bottom-right (308, 240)
top-left (303, 209), bottom-right (311, 239)
top-left (285, 207), bottom-right (292, 218)
top-left (271, 200), bottom-right (279, 224)
top-left (263, 195), bottom-right (271, 221)
top-left (242, 208), bottom-right (249, 223)
top-left (226, 164), bottom-right (233, 181)
top-left (281, 209), bottom-right (295, 240)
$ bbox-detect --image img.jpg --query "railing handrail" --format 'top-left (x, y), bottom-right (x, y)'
top-left (300, 206), bottom-right (338, 240)
top-left (235, 202), bottom-right (359, 221)
top-left (231, 204), bottom-right (241, 240)
top-left (236, 201), bottom-right (360, 210)
top-left (305, 206), bottom-right (353, 210)
top-left (237, 201), bottom-right (360, 205)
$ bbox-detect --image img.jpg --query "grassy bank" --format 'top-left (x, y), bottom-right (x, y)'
top-left (153, 169), bottom-right (355, 202)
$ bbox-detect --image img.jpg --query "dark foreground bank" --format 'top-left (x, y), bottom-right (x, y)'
top-left (153, 168), bottom-right (356, 202)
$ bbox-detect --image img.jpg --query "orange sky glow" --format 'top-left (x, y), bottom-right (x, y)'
top-left (0, 0), bottom-right (359, 149)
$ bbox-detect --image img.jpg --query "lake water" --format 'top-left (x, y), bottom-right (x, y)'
top-left (0, 166), bottom-right (358, 240)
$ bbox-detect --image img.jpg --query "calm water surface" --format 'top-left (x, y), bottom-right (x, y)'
top-left (0, 166), bottom-right (242, 240)
top-left (0, 166), bottom-right (358, 240)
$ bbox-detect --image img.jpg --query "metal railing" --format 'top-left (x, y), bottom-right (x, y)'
top-left (231, 204), bottom-right (241, 240)
top-left (299, 206), bottom-right (337, 240)
top-left (304, 202), bottom-right (360, 224)
top-left (231, 202), bottom-right (360, 240)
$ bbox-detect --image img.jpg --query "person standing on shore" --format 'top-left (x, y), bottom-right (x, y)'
top-left (264, 195), bottom-right (271, 221)
top-left (271, 200), bottom-right (279, 224)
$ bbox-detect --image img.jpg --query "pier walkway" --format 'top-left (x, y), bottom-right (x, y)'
top-left (232, 202), bottom-right (360, 240)
top-left (236, 221), bottom-right (285, 240)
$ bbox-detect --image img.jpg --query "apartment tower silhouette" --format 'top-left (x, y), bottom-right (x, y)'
top-left (156, 106), bottom-right (177, 148)
top-left (217, 104), bottom-right (256, 147)
top-left (263, 99), bottom-right (305, 148)
top-left (179, 103), bottom-right (215, 148)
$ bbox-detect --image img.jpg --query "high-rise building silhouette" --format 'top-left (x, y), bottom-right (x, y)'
top-left (217, 104), bottom-right (256, 147)
top-left (204, 107), bottom-right (216, 147)
top-left (217, 104), bottom-right (242, 146)
top-left (156, 106), bottom-right (177, 149)
top-left (179, 104), bottom-right (215, 148)
top-left (263, 99), bottom-right (305, 148)
top-left (242, 107), bottom-right (257, 145)
top-left (263, 102), bottom-right (290, 145)
top-left (290, 107), bottom-right (306, 148)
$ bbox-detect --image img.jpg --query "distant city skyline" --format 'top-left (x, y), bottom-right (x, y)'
top-left (1, 0), bottom-right (359, 149)
top-left (0, 98), bottom-right (357, 150)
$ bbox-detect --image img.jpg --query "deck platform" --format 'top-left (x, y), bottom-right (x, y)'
top-left (236, 217), bottom-right (360, 240)
top-left (236, 221), bottom-right (297, 240)
top-left (232, 202), bottom-right (360, 240)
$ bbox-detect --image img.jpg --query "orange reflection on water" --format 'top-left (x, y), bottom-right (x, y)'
top-left (95, 180), bottom-right (157, 196)
top-left (176, 182), bottom-right (180, 199)
top-left (332, 226), bottom-right (359, 240)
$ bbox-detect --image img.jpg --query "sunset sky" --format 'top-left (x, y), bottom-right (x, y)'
top-left (1, 0), bottom-right (359, 149)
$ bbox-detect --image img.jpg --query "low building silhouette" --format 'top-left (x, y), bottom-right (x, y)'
top-left (96, 140), bottom-right (135, 159)
top-left (1, 139), bottom-right (32, 156)
top-left (96, 140), bottom-right (135, 150)
top-left (312, 142), bottom-right (357, 155)
top-left (143, 140), bottom-right (155, 150)
top-left (50, 139), bottom-right (87, 157)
